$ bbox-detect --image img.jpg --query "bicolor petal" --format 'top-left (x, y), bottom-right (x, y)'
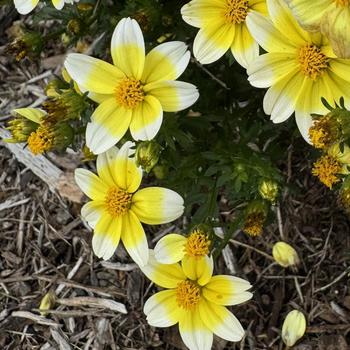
top-left (129, 95), bottom-right (163, 141)
top-left (154, 234), bottom-right (187, 264)
top-left (81, 200), bottom-right (105, 229)
top-left (64, 53), bottom-right (124, 94)
top-left (51, 0), bottom-right (65, 10)
top-left (182, 255), bottom-right (213, 286)
top-left (121, 211), bottom-right (149, 266)
top-left (92, 214), bottom-right (122, 260)
top-left (193, 20), bottom-right (235, 64)
top-left (140, 250), bottom-right (186, 288)
top-left (179, 310), bottom-right (213, 350)
top-left (131, 187), bottom-right (184, 225)
top-left (113, 141), bottom-right (142, 193)
top-left (145, 80), bottom-right (199, 112)
top-left (142, 41), bottom-right (190, 84)
top-left (86, 98), bottom-right (132, 154)
top-left (14, 0), bottom-right (40, 14)
top-left (96, 146), bottom-right (120, 187)
top-left (199, 299), bottom-right (245, 342)
top-left (74, 168), bottom-right (108, 201)
top-left (202, 275), bottom-right (253, 306)
top-left (144, 290), bottom-right (183, 327)
top-left (111, 17), bottom-right (145, 80)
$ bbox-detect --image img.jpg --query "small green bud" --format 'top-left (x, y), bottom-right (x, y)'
top-left (152, 164), bottom-right (168, 180)
top-left (135, 141), bottom-right (162, 173)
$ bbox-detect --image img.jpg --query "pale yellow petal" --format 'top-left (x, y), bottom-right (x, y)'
top-left (74, 168), bottom-right (108, 201)
top-left (182, 255), bottom-right (213, 286)
top-left (154, 234), bottom-right (187, 264)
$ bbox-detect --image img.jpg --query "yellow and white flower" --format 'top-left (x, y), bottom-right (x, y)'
top-left (75, 142), bottom-right (184, 266)
top-left (285, 0), bottom-right (350, 58)
top-left (64, 17), bottom-right (199, 154)
top-left (14, 0), bottom-right (79, 15)
top-left (181, 0), bottom-right (267, 68)
top-left (246, 0), bottom-right (350, 142)
top-left (154, 228), bottom-right (212, 270)
top-left (141, 251), bottom-right (252, 350)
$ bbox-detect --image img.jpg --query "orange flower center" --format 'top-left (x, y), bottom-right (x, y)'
top-left (243, 212), bottom-right (265, 236)
top-left (27, 126), bottom-right (53, 155)
top-left (312, 155), bottom-right (342, 188)
top-left (335, 0), bottom-right (349, 7)
top-left (224, 0), bottom-right (249, 24)
top-left (185, 230), bottom-right (211, 258)
top-left (308, 115), bottom-right (338, 149)
top-left (176, 280), bottom-right (201, 310)
top-left (105, 187), bottom-right (132, 217)
top-left (115, 78), bottom-right (144, 109)
top-left (298, 44), bottom-right (329, 80)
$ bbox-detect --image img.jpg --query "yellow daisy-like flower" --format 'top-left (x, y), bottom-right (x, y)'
top-left (14, 0), bottom-right (79, 15)
top-left (285, 0), bottom-right (350, 58)
top-left (141, 251), bottom-right (252, 350)
top-left (181, 0), bottom-right (267, 68)
top-left (75, 142), bottom-right (184, 266)
top-left (246, 0), bottom-right (350, 142)
top-left (64, 17), bottom-right (199, 154)
top-left (154, 228), bottom-right (211, 266)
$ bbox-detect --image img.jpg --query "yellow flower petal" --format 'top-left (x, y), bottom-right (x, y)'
top-left (230, 22), bottom-right (259, 68)
top-left (267, 0), bottom-right (311, 46)
top-left (202, 275), bottom-right (253, 305)
top-left (12, 108), bottom-right (45, 123)
top-left (181, 0), bottom-right (226, 28)
top-left (14, 0), bottom-right (39, 14)
top-left (182, 255), bottom-right (213, 286)
top-left (81, 200), bottom-right (105, 229)
top-left (51, 0), bottom-right (64, 10)
top-left (263, 68), bottom-right (305, 123)
top-left (145, 80), bottom-right (199, 112)
top-left (144, 290), bottom-right (183, 327)
top-left (129, 95), bottom-right (163, 141)
top-left (86, 98), bottom-right (132, 154)
top-left (246, 11), bottom-right (297, 53)
top-left (131, 187), bottom-right (184, 225)
top-left (113, 141), bottom-right (142, 193)
top-left (74, 168), bottom-right (108, 201)
top-left (142, 41), bottom-right (190, 84)
top-left (121, 211), bottom-right (149, 266)
top-left (178, 309), bottom-right (213, 350)
top-left (154, 234), bottom-right (187, 264)
top-left (64, 53), bottom-right (124, 94)
top-left (96, 147), bottom-right (119, 187)
top-left (247, 52), bottom-right (299, 88)
top-left (110, 17), bottom-right (145, 80)
top-left (140, 250), bottom-right (186, 288)
top-left (198, 299), bottom-right (245, 342)
top-left (92, 214), bottom-right (122, 260)
top-left (282, 310), bottom-right (306, 347)
top-left (193, 20), bottom-right (235, 64)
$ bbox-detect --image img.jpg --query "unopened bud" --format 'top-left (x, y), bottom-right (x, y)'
top-left (39, 291), bottom-right (56, 316)
top-left (272, 242), bottom-right (300, 268)
top-left (282, 310), bottom-right (306, 347)
top-left (135, 141), bottom-right (162, 173)
top-left (259, 179), bottom-right (279, 203)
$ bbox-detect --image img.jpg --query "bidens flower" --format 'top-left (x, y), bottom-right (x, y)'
top-left (181, 0), bottom-right (267, 68)
top-left (141, 251), bottom-right (252, 350)
top-left (282, 310), bottom-right (306, 347)
top-left (64, 17), bottom-right (199, 154)
top-left (286, 0), bottom-right (350, 58)
top-left (14, 0), bottom-right (79, 15)
top-left (75, 142), bottom-right (184, 266)
top-left (246, 0), bottom-right (350, 142)
top-left (272, 242), bottom-right (300, 268)
top-left (154, 226), bottom-right (212, 265)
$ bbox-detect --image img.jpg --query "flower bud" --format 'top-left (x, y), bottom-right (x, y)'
top-left (39, 291), bottom-right (56, 316)
top-left (152, 164), bottom-right (168, 180)
top-left (135, 141), bottom-right (162, 173)
top-left (259, 179), bottom-right (279, 203)
top-left (282, 310), bottom-right (306, 347)
top-left (272, 242), bottom-right (300, 268)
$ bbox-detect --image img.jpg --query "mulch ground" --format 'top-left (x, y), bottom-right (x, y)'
top-left (1, 6), bottom-right (350, 350)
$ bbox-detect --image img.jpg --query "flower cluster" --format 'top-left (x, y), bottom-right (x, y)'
top-left (7, 0), bottom-right (350, 348)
